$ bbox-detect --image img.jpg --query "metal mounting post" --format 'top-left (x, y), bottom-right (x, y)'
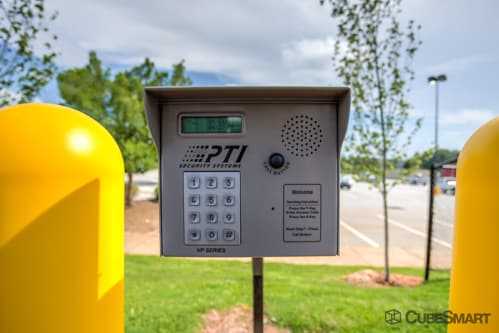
top-left (424, 164), bottom-right (436, 282)
top-left (252, 257), bottom-right (264, 333)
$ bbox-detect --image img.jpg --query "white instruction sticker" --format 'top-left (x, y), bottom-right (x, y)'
top-left (283, 184), bottom-right (321, 242)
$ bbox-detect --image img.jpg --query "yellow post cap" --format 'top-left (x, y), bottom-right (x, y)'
top-left (0, 103), bottom-right (124, 333)
top-left (0, 103), bottom-right (123, 177)
top-left (449, 117), bottom-right (499, 332)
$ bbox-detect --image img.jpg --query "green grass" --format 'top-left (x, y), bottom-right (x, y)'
top-left (126, 255), bottom-right (449, 333)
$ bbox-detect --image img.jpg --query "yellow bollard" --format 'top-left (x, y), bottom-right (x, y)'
top-left (449, 117), bottom-right (499, 332)
top-left (0, 104), bottom-right (124, 332)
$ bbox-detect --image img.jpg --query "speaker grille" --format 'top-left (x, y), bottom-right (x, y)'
top-left (281, 114), bottom-right (323, 157)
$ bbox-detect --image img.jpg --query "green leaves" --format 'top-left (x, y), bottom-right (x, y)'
top-left (57, 52), bottom-right (192, 175)
top-left (323, 0), bottom-right (422, 190)
top-left (0, 0), bottom-right (58, 106)
top-left (323, 0), bottom-right (423, 281)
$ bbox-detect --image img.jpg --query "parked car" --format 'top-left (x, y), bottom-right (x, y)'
top-left (408, 174), bottom-right (427, 186)
top-left (340, 175), bottom-right (354, 190)
top-left (438, 178), bottom-right (456, 195)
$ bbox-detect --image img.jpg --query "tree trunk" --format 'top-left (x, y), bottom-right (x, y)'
top-left (372, 32), bottom-right (390, 283)
top-left (125, 172), bottom-right (134, 207)
top-left (380, 105), bottom-right (390, 283)
top-left (381, 163), bottom-right (390, 283)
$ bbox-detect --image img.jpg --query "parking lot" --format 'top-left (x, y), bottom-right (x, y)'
top-left (340, 181), bottom-right (454, 268)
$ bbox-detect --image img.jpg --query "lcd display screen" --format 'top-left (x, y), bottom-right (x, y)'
top-left (181, 116), bottom-right (243, 134)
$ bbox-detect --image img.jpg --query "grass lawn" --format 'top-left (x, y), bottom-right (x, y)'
top-left (125, 255), bottom-right (449, 333)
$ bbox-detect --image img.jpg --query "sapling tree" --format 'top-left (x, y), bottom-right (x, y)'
top-left (321, 0), bottom-right (422, 281)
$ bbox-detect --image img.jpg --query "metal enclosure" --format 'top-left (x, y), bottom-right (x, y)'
top-left (145, 86), bottom-right (350, 257)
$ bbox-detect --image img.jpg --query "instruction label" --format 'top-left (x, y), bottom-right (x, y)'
top-left (283, 184), bottom-right (321, 242)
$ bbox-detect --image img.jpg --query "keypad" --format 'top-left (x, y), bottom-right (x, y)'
top-left (184, 172), bottom-right (240, 245)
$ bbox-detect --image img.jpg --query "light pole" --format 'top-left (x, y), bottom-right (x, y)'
top-left (424, 74), bottom-right (446, 282)
top-left (427, 74), bottom-right (447, 152)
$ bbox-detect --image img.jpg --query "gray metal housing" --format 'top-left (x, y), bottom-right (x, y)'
top-left (145, 86), bottom-right (350, 257)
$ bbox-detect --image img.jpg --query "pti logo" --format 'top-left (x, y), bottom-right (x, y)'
top-left (385, 309), bottom-right (402, 324)
top-left (180, 144), bottom-right (248, 169)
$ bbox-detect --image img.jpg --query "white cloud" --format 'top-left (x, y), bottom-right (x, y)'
top-left (37, 0), bottom-right (499, 155)
top-left (281, 37), bottom-right (337, 84)
top-left (424, 54), bottom-right (497, 75)
top-left (45, 0), bottom-right (339, 84)
top-left (282, 37), bottom-right (335, 64)
top-left (441, 109), bottom-right (497, 126)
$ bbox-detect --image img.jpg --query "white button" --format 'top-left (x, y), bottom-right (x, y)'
top-left (206, 176), bottom-right (217, 189)
top-left (206, 229), bottom-right (218, 241)
top-left (223, 177), bottom-right (235, 189)
top-left (188, 194), bottom-right (200, 206)
top-left (224, 194), bottom-right (235, 206)
top-left (189, 212), bottom-right (200, 224)
top-left (207, 212), bottom-right (218, 224)
top-left (189, 229), bottom-right (201, 241)
top-left (188, 176), bottom-right (200, 189)
top-left (223, 229), bottom-right (236, 241)
top-left (206, 194), bottom-right (217, 206)
top-left (223, 212), bottom-right (235, 224)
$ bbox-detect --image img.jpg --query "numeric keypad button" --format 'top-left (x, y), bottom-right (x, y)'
top-left (188, 176), bottom-right (200, 189)
top-left (206, 176), bottom-right (217, 189)
top-left (206, 229), bottom-right (218, 241)
top-left (223, 177), bottom-right (235, 189)
top-left (206, 212), bottom-right (218, 224)
top-left (188, 229), bottom-right (201, 241)
top-left (189, 212), bottom-right (200, 224)
top-left (206, 194), bottom-right (217, 206)
top-left (223, 194), bottom-right (235, 206)
top-left (188, 194), bottom-right (200, 206)
top-left (223, 229), bottom-right (236, 241)
top-left (223, 212), bottom-right (235, 224)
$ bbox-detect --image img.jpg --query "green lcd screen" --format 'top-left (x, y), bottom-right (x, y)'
top-left (181, 116), bottom-right (243, 134)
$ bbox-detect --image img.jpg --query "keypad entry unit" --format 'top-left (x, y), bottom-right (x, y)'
top-left (145, 86), bottom-right (351, 257)
top-left (184, 172), bottom-right (241, 245)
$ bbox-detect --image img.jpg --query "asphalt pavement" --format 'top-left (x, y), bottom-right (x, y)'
top-left (340, 182), bottom-right (454, 268)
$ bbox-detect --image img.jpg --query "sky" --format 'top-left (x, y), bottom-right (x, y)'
top-left (39, 0), bottom-right (499, 154)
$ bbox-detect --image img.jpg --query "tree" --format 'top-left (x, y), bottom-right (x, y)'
top-left (322, 0), bottom-right (422, 282)
top-left (403, 148), bottom-right (459, 170)
top-left (58, 52), bottom-right (191, 206)
top-left (421, 148), bottom-right (459, 169)
top-left (0, 0), bottom-right (58, 106)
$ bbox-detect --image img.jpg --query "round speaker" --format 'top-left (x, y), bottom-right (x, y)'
top-left (281, 114), bottom-right (323, 157)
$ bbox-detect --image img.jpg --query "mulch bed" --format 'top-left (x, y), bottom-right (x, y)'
top-left (201, 305), bottom-right (289, 333)
top-left (344, 269), bottom-right (423, 287)
top-left (125, 200), bottom-right (159, 233)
